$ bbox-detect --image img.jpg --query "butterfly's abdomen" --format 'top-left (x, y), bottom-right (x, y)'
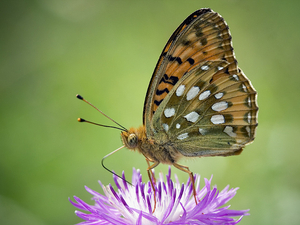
top-left (140, 139), bottom-right (182, 165)
top-left (121, 126), bottom-right (182, 165)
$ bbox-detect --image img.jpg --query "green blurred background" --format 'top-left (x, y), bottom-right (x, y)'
top-left (1, 0), bottom-right (299, 224)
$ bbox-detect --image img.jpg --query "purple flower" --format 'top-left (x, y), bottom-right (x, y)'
top-left (70, 167), bottom-right (249, 224)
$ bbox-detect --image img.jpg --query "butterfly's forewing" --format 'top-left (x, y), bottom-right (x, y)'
top-left (144, 8), bottom-right (258, 156)
top-left (143, 9), bottom-right (239, 137)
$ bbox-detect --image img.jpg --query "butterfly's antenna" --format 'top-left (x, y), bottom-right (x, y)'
top-left (77, 118), bottom-right (125, 131)
top-left (101, 145), bottom-right (132, 186)
top-left (76, 94), bottom-right (128, 132)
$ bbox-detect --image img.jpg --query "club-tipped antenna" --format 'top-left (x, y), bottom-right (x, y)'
top-left (101, 145), bottom-right (132, 186)
top-left (77, 118), bottom-right (126, 131)
top-left (76, 94), bottom-right (127, 132)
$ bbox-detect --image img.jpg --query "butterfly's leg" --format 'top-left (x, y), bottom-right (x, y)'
top-left (146, 158), bottom-right (159, 213)
top-left (173, 163), bottom-right (198, 205)
top-left (146, 158), bottom-right (157, 184)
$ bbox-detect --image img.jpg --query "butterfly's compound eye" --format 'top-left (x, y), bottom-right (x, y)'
top-left (128, 133), bottom-right (138, 148)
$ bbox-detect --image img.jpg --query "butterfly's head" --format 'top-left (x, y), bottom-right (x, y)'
top-left (121, 131), bottom-right (138, 149)
top-left (121, 126), bottom-right (146, 150)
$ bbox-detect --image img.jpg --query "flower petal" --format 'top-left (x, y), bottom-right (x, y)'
top-left (71, 167), bottom-right (249, 224)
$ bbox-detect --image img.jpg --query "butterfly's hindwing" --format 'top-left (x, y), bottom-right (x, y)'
top-left (152, 60), bottom-right (256, 156)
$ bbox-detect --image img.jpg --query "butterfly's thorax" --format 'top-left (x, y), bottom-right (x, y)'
top-left (121, 126), bottom-right (182, 165)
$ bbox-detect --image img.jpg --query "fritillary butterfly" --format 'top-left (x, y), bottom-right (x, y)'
top-left (78, 8), bottom-right (258, 212)
top-left (121, 8), bottom-right (257, 207)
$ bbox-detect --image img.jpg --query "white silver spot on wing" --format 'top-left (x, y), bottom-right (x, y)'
top-left (211, 115), bottom-right (225, 124)
top-left (201, 65), bottom-right (209, 70)
top-left (199, 128), bottom-right (206, 135)
top-left (248, 97), bottom-right (251, 107)
top-left (247, 112), bottom-right (251, 124)
top-left (186, 86), bottom-right (200, 101)
top-left (164, 108), bottom-right (175, 118)
top-left (177, 133), bottom-right (188, 140)
top-left (232, 74), bottom-right (239, 81)
top-left (176, 85), bottom-right (185, 97)
top-left (184, 111), bottom-right (200, 123)
top-left (199, 90), bottom-right (211, 100)
top-left (215, 92), bottom-right (224, 99)
top-left (218, 66), bottom-right (223, 70)
top-left (246, 126), bottom-right (251, 137)
top-left (212, 101), bottom-right (228, 112)
top-left (242, 83), bottom-right (247, 92)
top-left (162, 123), bottom-right (169, 132)
top-left (224, 126), bottom-right (237, 137)
top-left (176, 123), bottom-right (181, 129)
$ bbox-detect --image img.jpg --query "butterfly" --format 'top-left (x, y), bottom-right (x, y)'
top-left (78, 8), bottom-right (258, 212)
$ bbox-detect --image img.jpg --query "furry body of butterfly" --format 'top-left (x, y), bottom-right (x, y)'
top-left (121, 126), bottom-right (243, 166)
top-left (121, 126), bottom-right (181, 165)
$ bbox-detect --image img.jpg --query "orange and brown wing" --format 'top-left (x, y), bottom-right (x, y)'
top-left (151, 60), bottom-right (258, 156)
top-left (143, 8), bottom-right (237, 135)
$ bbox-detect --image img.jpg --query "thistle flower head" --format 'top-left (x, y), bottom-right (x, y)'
top-left (70, 167), bottom-right (249, 224)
